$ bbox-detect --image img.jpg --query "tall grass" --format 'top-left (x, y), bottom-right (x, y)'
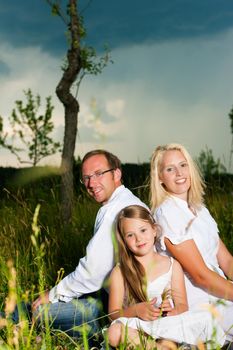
top-left (0, 172), bottom-right (232, 349)
top-left (0, 204), bottom-right (95, 349)
top-left (205, 177), bottom-right (233, 251)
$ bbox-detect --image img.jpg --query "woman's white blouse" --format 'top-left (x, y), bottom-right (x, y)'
top-left (155, 196), bottom-right (226, 308)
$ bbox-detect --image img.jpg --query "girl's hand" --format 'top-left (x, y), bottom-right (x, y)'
top-left (135, 298), bottom-right (161, 320)
top-left (160, 298), bottom-right (174, 316)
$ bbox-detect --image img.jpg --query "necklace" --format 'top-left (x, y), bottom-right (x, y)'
top-left (171, 196), bottom-right (198, 233)
top-left (188, 204), bottom-right (197, 216)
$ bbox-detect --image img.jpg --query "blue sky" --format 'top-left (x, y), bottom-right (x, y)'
top-left (0, 0), bottom-right (233, 171)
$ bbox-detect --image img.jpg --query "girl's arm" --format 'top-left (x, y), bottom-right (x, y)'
top-left (108, 265), bottom-right (161, 321)
top-left (108, 265), bottom-right (126, 320)
top-left (217, 239), bottom-right (233, 280)
top-left (165, 238), bottom-right (233, 301)
top-left (161, 259), bottom-right (188, 316)
top-left (170, 259), bottom-right (188, 314)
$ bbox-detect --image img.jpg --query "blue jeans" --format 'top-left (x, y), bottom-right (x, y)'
top-left (34, 296), bottom-right (102, 338)
top-left (11, 291), bottom-right (108, 340)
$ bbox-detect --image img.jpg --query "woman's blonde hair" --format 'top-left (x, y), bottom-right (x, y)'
top-left (115, 205), bottom-right (160, 305)
top-left (150, 143), bottom-right (205, 211)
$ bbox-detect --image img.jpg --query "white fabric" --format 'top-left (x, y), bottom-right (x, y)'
top-left (147, 257), bottom-right (173, 306)
top-left (112, 257), bottom-right (225, 346)
top-left (155, 196), bottom-right (233, 340)
top-left (49, 185), bottom-right (147, 303)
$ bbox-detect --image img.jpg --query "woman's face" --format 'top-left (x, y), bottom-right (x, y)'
top-left (159, 150), bottom-right (191, 201)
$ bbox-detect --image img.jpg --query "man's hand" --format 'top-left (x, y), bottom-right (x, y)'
top-left (32, 290), bottom-right (50, 311)
top-left (135, 298), bottom-right (161, 320)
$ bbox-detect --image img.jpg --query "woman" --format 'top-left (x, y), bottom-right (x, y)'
top-left (150, 143), bottom-right (233, 342)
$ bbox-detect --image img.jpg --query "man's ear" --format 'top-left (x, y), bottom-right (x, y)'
top-left (114, 168), bottom-right (122, 182)
top-left (153, 227), bottom-right (157, 238)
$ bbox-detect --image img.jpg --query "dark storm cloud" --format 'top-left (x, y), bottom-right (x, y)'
top-left (0, 1), bottom-right (65, 54)
top-left (84, 0), bottom-right (233, 48)
top-left (1, 0), bottom-right (233, 55)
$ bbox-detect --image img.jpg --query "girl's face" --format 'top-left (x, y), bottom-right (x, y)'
top-left (122, 217), bottom-right (156, 257)
top-left (159, 150), bottom-right (191, 201)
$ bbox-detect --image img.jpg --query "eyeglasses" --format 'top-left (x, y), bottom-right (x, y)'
top-left (80, 168), bottom-right (115, 185)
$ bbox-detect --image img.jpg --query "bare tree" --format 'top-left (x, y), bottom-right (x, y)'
top-left (50, 0), bottom-right (81, 225)
top-left (46, 0), bottom-right (111, 224)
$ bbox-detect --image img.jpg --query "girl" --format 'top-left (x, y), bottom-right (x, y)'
top-left (150, 143), bottom-right (233, 343)
top-left (107, 205), bottom-right (225, 349)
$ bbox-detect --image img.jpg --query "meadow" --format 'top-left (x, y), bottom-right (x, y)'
top-left (0, 165), bottom-right (232, 349)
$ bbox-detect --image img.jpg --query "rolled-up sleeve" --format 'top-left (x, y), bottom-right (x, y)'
top-left (155, 199), bottom-right (195, 251)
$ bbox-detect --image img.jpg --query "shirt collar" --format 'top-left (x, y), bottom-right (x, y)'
top-left (170, 195), bottom-right (197, 217)
top-left (105, 184), bottom-right (125, 205)
top-left (170, 195), bottom-right (189, 209)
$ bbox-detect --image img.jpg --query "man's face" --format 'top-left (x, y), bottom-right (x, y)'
top-left (81, 154), bottom-right (121, 205)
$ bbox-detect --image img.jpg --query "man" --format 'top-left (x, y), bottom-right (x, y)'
top-left (32, 150), bottom-right (147, 337)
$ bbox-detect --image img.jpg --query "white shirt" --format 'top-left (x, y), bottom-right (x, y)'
top-left (49, 185), bottom-right (147, 303)
top-left (155, 196), bottom-right (226, 308)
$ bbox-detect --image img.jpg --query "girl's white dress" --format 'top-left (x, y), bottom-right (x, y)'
top-left (111, 258), bottom-right (225, 346)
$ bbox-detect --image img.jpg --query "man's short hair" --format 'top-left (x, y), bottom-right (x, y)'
top-left (81, 150), bottom-right (122, 171)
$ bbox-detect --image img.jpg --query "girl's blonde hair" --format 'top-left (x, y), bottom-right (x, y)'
top-left (150, 143), bottom-right (205, 211)
top-left (115, 205), bottom-right (160, 305)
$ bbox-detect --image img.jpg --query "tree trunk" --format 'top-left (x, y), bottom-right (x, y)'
top-left (56, 0), bottom-right (81, 225)
top-left (59, 99), bottom-right (79, 225)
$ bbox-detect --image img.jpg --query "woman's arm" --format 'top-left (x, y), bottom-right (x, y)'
top-left (108, 265), bottom-right (162, 321)
top-left (217, 239), bottom-right (233, 280)
top-left (165, 238), bottom-right (233, 301)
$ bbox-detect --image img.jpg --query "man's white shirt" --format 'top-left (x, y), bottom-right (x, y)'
top-left (49, 185), bottom-right (147, 303)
